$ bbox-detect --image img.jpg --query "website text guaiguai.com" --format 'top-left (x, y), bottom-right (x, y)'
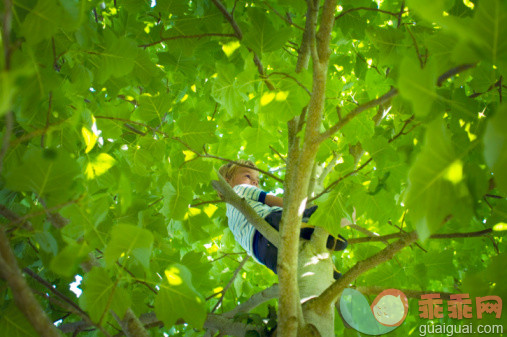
top-left (418, 323), bottom-right (503, 336)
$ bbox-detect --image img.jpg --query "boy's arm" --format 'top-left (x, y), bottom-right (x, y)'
top-left (265, 194), bottom-right (283, 207)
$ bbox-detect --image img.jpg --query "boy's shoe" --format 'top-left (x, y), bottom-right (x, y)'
top-left (333, 265), bottom-right (342, 280)
top-left (326, 234), bottom-right (348, 251)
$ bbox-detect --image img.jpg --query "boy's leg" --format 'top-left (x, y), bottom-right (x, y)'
top-left (252, 231), bottom-right (278, 274)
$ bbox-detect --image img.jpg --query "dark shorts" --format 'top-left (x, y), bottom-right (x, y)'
top-left (252, 206), bottom-right (318, 274)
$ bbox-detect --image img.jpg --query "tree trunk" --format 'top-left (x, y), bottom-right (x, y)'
top-left (298, 229), bottom-right (335, 337)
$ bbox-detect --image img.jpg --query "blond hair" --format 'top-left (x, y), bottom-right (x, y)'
top-left (218, 160), bottom-right (257, 182)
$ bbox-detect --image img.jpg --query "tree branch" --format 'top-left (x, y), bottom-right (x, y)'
top-left (355, 285), bottom-right (454, 300)
top-left (309, 158), bottom-right (373, 202)
top-left (316, 0), bottom-right (337, 63)
top-left (0, 230), bottom-right (62, 337)
top-left (211, 174), bottom-right (280, 248)
top-left (223, 284), bottom-right (279, 318)
top-left (0, 204), bottom-right (33, 230)
top-left (296, 0), bottom-right (319, 72)
top-left (94, 116), bottom-right (284, 183)
top-left (266, 72), bottom-right (312, 96)
top-left (319, 88), bottom-right (399, 142)
top-left (306, 231), bottom-right (418, 312)
top-left (336, 7), bottom-right (404, 20)
top-left (437, 63), bottom-right (477, 87)
top-left (0, 111), bottom-right (13, 176)
top-left (348, 228), bottom-right (495, 244)
top-left (211, 0), bottom-right (275, 90)
top-left (211, 256), bottom-right (250, 313)
top-left (139, 33), bottom-right (236, 48)
top-left (112, 308), bottom-right (150, 337)
top-left (262, 1), bottom-right (304, 30)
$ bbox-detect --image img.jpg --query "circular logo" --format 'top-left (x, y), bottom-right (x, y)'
top-left (371, 289), bottom-right (409, 327)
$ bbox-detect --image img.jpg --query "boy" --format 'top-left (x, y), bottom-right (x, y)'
top-left (219, 160), bottom-right (347, 279)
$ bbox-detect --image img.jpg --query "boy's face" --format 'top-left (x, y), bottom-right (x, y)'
top-left (228, 167), bottom-right (260, 188)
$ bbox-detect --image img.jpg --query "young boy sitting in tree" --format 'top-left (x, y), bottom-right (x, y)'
top-left (219, 160), bottom-right (347, 279)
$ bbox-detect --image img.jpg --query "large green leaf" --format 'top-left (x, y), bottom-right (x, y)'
top-left (79, 267), bottom-right (131, 322)
top-left (0, 304), bottom-right (38, 337)
top-left (4, 148), bottom-right (81, 205)
top-left (405, 120), bottom-right (474, 240)
top-left (161, 181), bottom-right (193, 221)
top-left (241, 8), bottom-right (291, 55)
top-left (483, 104), bottom-right (507, 194)
top-left (104, 224), bottom-right (154, 270)
top-left (211, 63), bottom-right (247, 119)
top-left (397, 57), bottom-right (437, 117)
top-left (20, 0), bottom-right (66, 45)
top-left (154, 263), bottom-right (206, 329)
top-left (175, 113), bottom-right (218, 149)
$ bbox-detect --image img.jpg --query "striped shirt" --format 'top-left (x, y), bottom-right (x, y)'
top-left (226, 184), bottom-right (282, 261)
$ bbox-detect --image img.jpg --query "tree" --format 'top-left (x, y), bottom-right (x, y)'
top-left (0, 0), bottom-right (506, 336)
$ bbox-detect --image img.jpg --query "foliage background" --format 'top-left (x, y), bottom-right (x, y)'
top-left (0, 0), bottom-right (506, 336)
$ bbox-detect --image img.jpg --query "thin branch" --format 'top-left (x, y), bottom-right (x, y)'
top-left (211, 0), bottom-right (242, 39)
top-left (388, 114), bottom-right (415, 143)
top-left (354, 49), bottom-right (382, 76)
top-left (309, 158), bottom-right (373, 202)
top-left (0, 204), bottom-right (33, 230)
top-left (404, 24), bottom-right (425, 68)
top-left (95, 116), bottom-right (283, 183)
top-left (6, 195), bottom-right (83, 229)
top-left (336, 7), bottom-right (404, 20)
top-left (116, 261), bottom-right (158, 294)
top-left (348, 228), bottom-right (494, 244)
top-left (190, 199), bottom-right (224, 207)
top-left (355, 285), bottom-right (454, 300)
top-left (211, 256), bottom-right (250, 313)
top-left (306, 231), bottom-right (418, 311)
top-left (396, 1), bottom-right (405, 28)
top-left (319, 87), bottom-right (399, 142)
top-left (112, 308), bottom-right (150, 337)
top-left (2, 0), bottom-right (12, 70)
top-left (269, 146), bottom-right (287, 164)
top-left (0, 230), bottom-right (62, 337)
top-left (0, 111), bottom-right (13, 175)
top-left (296, 0), bottom-right (318, 72)
top-left (262, 1), bottom-right (304, 30)
top-left (223, 284), bottom-right (279, 318)
top-left (266, 72), bottom-right (312, 96)
top-left (437, 63), bottom-right (476, 87)
top-left (139, 33), bottom-right (236, 48)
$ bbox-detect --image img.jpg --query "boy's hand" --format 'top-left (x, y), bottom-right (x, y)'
top-left (265, 194), bottom-right (284, 207)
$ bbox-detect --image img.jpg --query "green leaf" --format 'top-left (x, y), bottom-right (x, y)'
top-left (483, 104), bottom-right (507, 194)
top-left (175, 113), bottom-right (217, 149)
top-left (0, 304), bottom-right (38, 337)
top-left (405, 120), bottom-right (473, 240)
top-left (50, 242), bottom-right (91, 277)
top-left (308, 185), bottom-right (353, 236)
top-left (133, 93), bottom-right (172, 123)
top-left (181, 159), bottom-right (212, 189)
top-left (397, 57), bottom-right (437, 117)
top-left (154, 264), bottom-right (206, 329)
top-left (104, 224), bottom-right (154, 270)
top-left (161, 181), bottom-right (193, 221)
top-left (464, 0), bottom-right (507, 70)
top-left (211, 63), bottom-right (247, 119)
top-left (242, 8), bottom-right (291, 55)
top-left (79, 267), bottom-right (131, 322)
top-left (20, 0), bottom-right (65, 45)
top-left (4, 148), bottom-right (81, 205)
top-left (96, 36), bottom-right (138, 83)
